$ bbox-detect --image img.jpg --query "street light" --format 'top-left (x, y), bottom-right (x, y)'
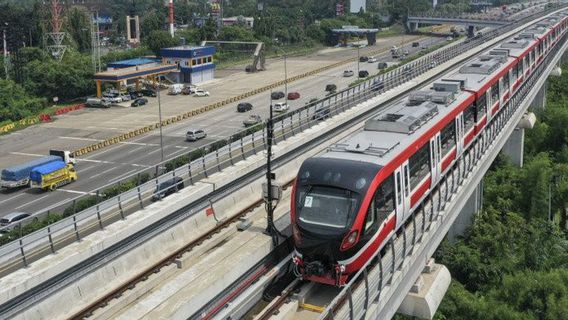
top-left (156, 77), bottom-right (165, 163)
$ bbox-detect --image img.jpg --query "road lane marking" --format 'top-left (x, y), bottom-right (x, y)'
top-left (88, 166), bottom-right (118, 179)
top-left (10, 152), bottom-right (44, 158)
top-left (166, 148), bottom-right (188, 159)
top-left (0, 193), bottom-right (25, 205)
top-left (108, 169), bottom-right (139, 184)
top-left (147, 148), bottom-right (163, 155)
top-left (119, 141), bottom-right (160, 146)
top-left (56, 189), bottom-right (97, 196)
top-left (58, 136), bottom-right (102, 142)
top-left (127, 146), bottom-right (146, 154)
top-left (14, 194), bottom-right (49, 210)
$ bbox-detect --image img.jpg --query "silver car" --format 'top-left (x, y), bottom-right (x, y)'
top-left (0, 212), bottom-right (31, 233)
top-left (186, 129), bottom-right (207, 141)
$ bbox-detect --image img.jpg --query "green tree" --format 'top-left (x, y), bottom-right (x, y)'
top-left (141, 10), bottom-right (165, 39)
top-left (144, 30), bottom-right (180, 56)
top-left (0, 79), bottom-right (46, 122)
top-left (66, 6), bottom-right (92, 53)
top-left (218, 25), bottom-right (256, 42)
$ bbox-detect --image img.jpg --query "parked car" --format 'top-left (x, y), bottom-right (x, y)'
top-left (140, 89), bottom-right (157, 97)
top-left (131, 98), bottom-right (148, 107)
top-left (86, 98), bottom-right (110, 108)
top-left (325, 84), bottom-right (337, 92)
top-left (273, 102), bottom-right (289, 112)
top-left (237, 102), bottom-right (253, 112)
top-left (288, 92), bottom-right (300, 100)
top-left (358, 70), bottom-right (369, 78)
top-left (194, 89), bottom-right (210, 97)
top-left (403, 49), bottom-right (409, 56)
top-left (367, 56), bottom-right (378, 63)
top-left (271, 91), bottom-right (285, 100)
top-left (186, 129), bottom-right (207, 141)
top-left (182, 86), bottom-right (198, 95)
top-left (129, 91), bottom-right (144, 99)
top-left (169, 84), bottom-right (184, 95)
top-left (0, 212), bottom-right (31, 232)
top-left (446, 36), bottom-right (453, 41)
top-left (312, 104), bottom-right (331, 121)
top-left (359, 56), bottom-right (369, 62)
top-left (119, 94), bottom-right (131, 102)
top-left (412, 42), bottom-right (420, 47)
top-left (102, 94), bottom-right (122, 104)
top-left (152, 177), bottom-right (184, 201)
top-left (243, 115), bottom-right (262, 127)
top-left (378, 62), bottom-right (388, 70)
top-left (343, 70), bottom-right (354, 77)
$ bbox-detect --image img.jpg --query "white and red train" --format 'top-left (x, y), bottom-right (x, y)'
top-left (291, 11), bottom-right (568, 286)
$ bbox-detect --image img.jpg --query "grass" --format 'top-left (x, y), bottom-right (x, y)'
top-left (376, 24), bottom-right (406, 38)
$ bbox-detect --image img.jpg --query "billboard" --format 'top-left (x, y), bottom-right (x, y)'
top-left (350, 0), bottom-right (366, 13)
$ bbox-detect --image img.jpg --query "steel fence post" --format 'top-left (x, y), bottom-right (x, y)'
top-left (137, 173), bottom-right (144, 209)
top-left (73, 215), bottom-right (81, 242)
top-left (216, 147), bottom-right (221, 172)
top-left (118, 194), bottom-right (125, 220)
top-left (19, 239), bottom-right (28, 267)
top-left (240, 136), bottom-right (246, 160)
top-left (347, 286), bottom-right (354, 320)
top-left (363, 268), bottom-right (369, 315)
top-left (228, 139), bottom-right (234, 166)
top-left (47, 226), bottom-right (55, 253)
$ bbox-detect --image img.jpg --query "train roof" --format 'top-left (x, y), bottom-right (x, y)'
top-left (321, 79), bottom-right (474, 166)
top-left (499, 33), bottom-right (539, 58)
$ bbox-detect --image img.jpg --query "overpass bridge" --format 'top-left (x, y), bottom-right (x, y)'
top-left (406, 15), bottom-right (508, 36)
top-left (0, 5), bottom-right (566, 320)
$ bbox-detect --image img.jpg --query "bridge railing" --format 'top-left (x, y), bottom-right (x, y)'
top-left (0, 4), bottom-right (563, 278)
top-left (319, 27), bottom-right (567, 320)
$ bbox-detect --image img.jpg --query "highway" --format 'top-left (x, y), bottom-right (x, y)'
top-left (0, 35), bottom-right (445, 217)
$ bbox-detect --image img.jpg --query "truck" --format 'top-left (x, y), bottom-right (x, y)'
top-left (0, 150), bottom-right (76, 190)
top-left (168, 83), bottom-right (184, 95)
top-left (30, 161), bottom-right (77, 191)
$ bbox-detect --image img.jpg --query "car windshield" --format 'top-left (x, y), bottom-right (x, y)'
top-left (296, 185), bottom-right (358, 229)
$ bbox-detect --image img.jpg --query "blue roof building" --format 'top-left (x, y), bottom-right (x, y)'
top-left (160, 45), bottom-right (216, 84)
top-left (107, 58), bottom-right (161, 70)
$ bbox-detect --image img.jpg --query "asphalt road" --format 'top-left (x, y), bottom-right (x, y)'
top-left (0, 36), bottom-right (446, 217)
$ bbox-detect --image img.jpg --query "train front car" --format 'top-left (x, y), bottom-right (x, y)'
top-left (291, 157), bottom-right (382, 286)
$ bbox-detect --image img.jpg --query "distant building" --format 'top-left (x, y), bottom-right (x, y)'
top-left (160, 46), bottom-right (216, 84)
top-left (350, 0), bottom-right (366, 13)
top-left (222, 16), bottom-right (254, 28)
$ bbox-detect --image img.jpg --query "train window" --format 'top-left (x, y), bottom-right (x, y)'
top-left (503, 72), bottom-right (510, 92)
top-left (365, 201), bottom-right (376, 232)
top-left (408, 143), bottom-right (431, 190)
top-left (519, 58), bottom-right (524, 75)
top-left (476, 92), bottom-right (487, 119)
top-left (491, 82), bottom-right (499, 104)
top-left (463, 104), bottom-right (475, 132)
top-left (396, 172), bottom-right (402, 204)
top-left (440, 121), bottom-right (456, 157)
top-left (511, 63), bottom-right (518, 83)
top-left (296, 186), bottom-right (358, 229)
top-left (371, 174), bottom-right (395, 228)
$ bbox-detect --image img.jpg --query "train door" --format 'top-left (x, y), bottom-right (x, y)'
top-left (430, 134), bottom-right (442, 184)
top-left (455, 114), bottom-right (464, 156)
top-left (393, 165), bottom-right (408, 228)
top-left (402, 161), bottom-right (411, 218)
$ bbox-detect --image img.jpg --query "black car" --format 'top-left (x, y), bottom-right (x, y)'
top-left (140, 89), bottom-right (157, 97)
top-left (237, 102), bottom-right (253, 112)
top-left (129, 91), bottom-right (143, 99)
top-left (378, 62), bottom-right (388, 70)
top-left (325, 84), bottom-right (337, 92)
top-left (131, 98), bottom-right (148, 107)
top-left (271, 91), bottom-right (285, 100)
top-left (359, 56), bottom-right (369, 62)
top-left (371, 79), bottom-right (385, 91)
top-left (312, 104), bottom-right (331, 121)
top-left (152, 176), bottom-right (184, 201)
top-left (412, 42), bottom-right (420, 47)
top-left (358, 70), bottom-right (369, 78)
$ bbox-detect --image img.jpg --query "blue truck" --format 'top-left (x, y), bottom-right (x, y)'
top-left (0, 150), bottom-right (76, 190)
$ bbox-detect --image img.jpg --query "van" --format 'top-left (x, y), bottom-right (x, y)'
top-left (186, 129), bottom-right (207, 141)
top-left (86, 98), bottom-right (110, 108)
top-left (152, 177), bottom-right (184, 201)
top-left (169, 84), bottom-right (183, 95)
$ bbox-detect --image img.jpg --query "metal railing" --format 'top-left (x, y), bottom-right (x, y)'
top-left (319, 26), bottom-right (568, 320)
top-left (0, 4), bottom-right (563, 278)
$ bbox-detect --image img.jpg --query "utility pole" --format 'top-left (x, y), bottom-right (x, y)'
top-left (265, 98), bottom-right (278, 247)
top-left (157, 78), bottom-right (165, 162)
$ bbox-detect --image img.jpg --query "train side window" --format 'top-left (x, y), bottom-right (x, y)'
top-left (365, 199), bottom-right (376, 232)
top-left (463, 104), bottom-right (475, 132)
top-left (374, 174), bottom-right (395, 224)
top-left (408, 143), bottom-right (431, 190)
top-left (519, 58), bottom-right (524, 75)
top-left (476, 92), bottom-right (487, 119)
top-left (491, 82), bottom-right (499, 104)
top-left (503, 73), bottom-right (510, 92)
top-left (440, 121), bottom-right (456, 157)
top-left (511, 63), bottom-right (518, 83)
top-left (396, 172), bottom-right (402, 204)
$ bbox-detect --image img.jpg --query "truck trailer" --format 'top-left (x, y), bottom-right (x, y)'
top-left (0, 150), bottom-right (76, 190)
top-left (30, 161), bottom-right (77, 191)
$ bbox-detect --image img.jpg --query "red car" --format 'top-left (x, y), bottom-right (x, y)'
top-left (288, 92), bottom-right (300, 100)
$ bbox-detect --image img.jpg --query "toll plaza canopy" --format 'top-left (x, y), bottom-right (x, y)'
top-left (93, 60), bottom-right (177, 97)
top-left (331, 26), bottom-right (380, 46)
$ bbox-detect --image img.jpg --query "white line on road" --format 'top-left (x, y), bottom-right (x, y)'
top-left (147, 148), bottom-right (163, 155)
top-left (14, 194), bottom-right (49, 210)
top-left (166, 148), bottom-right (189, 159)
top-left (119, 141), bottom-right (160, 146)
top-left (56, 189), bottom-right (97, 196)
top-left (58, 136), bottom-right (102, 142)
top-left (0, 193), bottom-right (25, 205)
top-left (88, 166), bottom-right (118, 179)
top-left (174, 146), bottom-right (189, 149)
top-left (108, 169), bottom-right (138, 184)
top-left (10, 152), bottom-right (44, 158)
top-left (127, 146), bottom-right (146, 154)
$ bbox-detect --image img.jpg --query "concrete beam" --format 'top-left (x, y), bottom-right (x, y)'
top-left (501, 127), bottom-right (525, 167)
top-left (447, 180), bottom-right (483, 240)
top-left (397, 261), bottom-right (451, 320)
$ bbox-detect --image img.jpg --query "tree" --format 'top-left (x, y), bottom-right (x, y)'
top-left (0, 79), bottom-right (46, 122)
top-left (66, 6), bottom-right (92, 53)
top-left (144, 30), bottom-right (180, 56)
top-left (141, 10), bottom-right (165, 39)
top-left (218, 25), bottom-right (256, 42)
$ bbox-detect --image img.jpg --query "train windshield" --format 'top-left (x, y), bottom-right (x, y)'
top-left (296, 186), bottom-right (358, 229)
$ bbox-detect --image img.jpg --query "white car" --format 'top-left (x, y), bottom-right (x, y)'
top-left (367, 56), bottom-right (378, 63)
top-left (119, 94), bottom-right (131, 102)
top-left (194, 89), bottom-right (210, 97)
top-left (273, 102), bottom-right (289, 112)
top-left (102, 95), bottom-right (122, 104)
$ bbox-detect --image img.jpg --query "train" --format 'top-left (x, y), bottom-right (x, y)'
top-left (290, 11), bottom-right (568, 286)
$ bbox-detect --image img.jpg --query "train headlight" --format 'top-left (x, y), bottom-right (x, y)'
top-left (340, 230), bottom-right (359, 251)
